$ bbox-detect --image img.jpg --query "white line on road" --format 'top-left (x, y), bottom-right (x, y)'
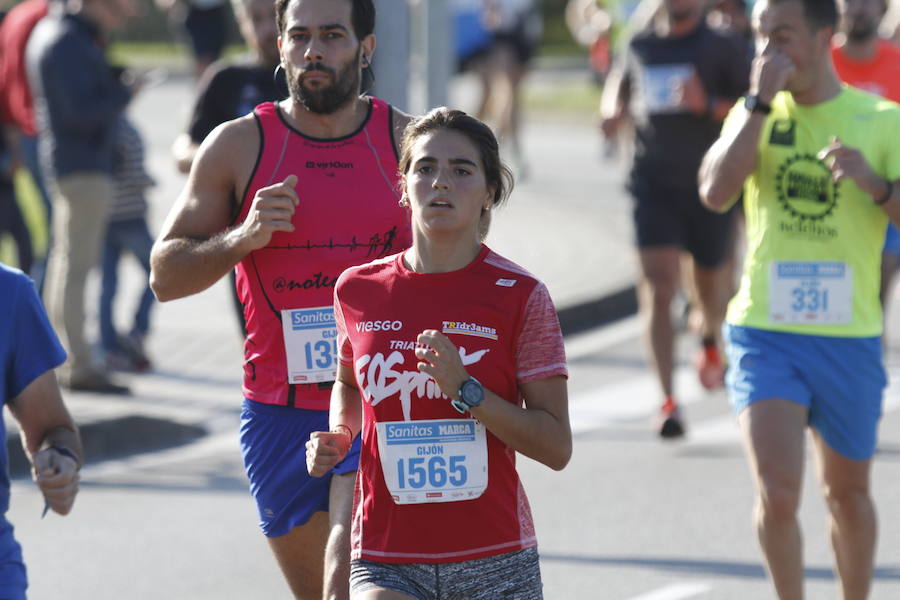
top-left (82, 321), bottom-right (900, 478)
top-left (625, 581), bottom-right (712, 600)
top-left (568, 365), bottom-right (710, 434)
top-left (565, 315), bottom-right (642, 360)
top-left (567, 319), bottom-right (900, 442)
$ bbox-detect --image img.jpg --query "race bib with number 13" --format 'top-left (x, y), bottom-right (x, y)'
top-left (281, 306), bottom-right (338, 384)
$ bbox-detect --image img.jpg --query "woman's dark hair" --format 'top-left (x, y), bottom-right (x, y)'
top-left (275, 0), bottom-right (375, 40)
top-left (398, 107), bottom-right (514, 210)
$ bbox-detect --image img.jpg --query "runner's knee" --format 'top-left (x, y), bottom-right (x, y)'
top-left (643, 278), bottom-right (679, 308)
top-left (821, 484), bottom-right (873, 526)
top-left (758, 479), bottom-right (801, 524)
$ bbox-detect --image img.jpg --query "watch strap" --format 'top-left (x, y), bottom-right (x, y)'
top-left (744, 95), bottom-right (772, 115)
top-left (450, 398), bottom-right (470, 414)
top-left (49, 445), bottom-right (81, 470)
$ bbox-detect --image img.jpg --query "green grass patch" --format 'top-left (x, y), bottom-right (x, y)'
top-left (523, 77), bottom-right (601, 117)
top-left (0, 239), bottom-right (13, 268)
top-left (108, 41), bottom-right (249, 68)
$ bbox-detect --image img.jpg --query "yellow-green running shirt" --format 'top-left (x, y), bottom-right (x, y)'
top-left (725, 86), bottom-right (900, 337)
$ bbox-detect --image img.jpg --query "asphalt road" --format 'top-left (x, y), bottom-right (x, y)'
top-left (10, 315), bottom-right (900, 599)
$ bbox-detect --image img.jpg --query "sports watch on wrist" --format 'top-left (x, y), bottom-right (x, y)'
top-left (744, 94), bottom-right (772, 115)
top-left (450, 377), bottom-right (485, 414)
top-left (49, 445), bottom-right (81, 471)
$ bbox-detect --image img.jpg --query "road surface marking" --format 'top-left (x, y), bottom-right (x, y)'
top-left (568, 365), bottom-right (709, 434)
top-left (565, 315), bottom-right (641, 360)
top-left (626, 581), bottom-right (712, 600)
top-left (568, 320), bottom-right (900, 440)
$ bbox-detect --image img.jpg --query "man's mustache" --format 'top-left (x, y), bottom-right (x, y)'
top-left (298, 63), bottom-right (336, 78)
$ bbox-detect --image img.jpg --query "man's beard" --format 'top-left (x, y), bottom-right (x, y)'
top-left (665, 0), bottom-right (699, 23)
top-left (670, 7), bottom-right (696, 22)
top-left (289, 53), bottom-right (361, 115)
top-left (846, 19), bottom-right (879, 42)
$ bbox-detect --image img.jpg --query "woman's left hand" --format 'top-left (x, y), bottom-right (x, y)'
top-left (415, 330), bottom-right (469, 401)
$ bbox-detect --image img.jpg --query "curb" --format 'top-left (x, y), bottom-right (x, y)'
top-left (557, 285), bottom-right (638, 337)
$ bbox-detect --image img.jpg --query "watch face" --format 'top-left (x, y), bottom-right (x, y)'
top-left (461, 379), bottom-right (484, 406)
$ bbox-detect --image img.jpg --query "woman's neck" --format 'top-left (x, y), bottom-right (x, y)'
top-left (404, 234), bottom-right (482, 274)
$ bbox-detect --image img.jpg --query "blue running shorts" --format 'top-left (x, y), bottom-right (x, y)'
top-left (884, 223), bottom-right (900, 256)
top-left (724, 324), bottom-right (886, 460)
top-left (239, 399), bottom-right (361, 538)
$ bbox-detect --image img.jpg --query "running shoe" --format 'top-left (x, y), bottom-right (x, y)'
top-left (105, 334), bottom-right (152, 373)
top-left (104, 348), bottom-right (136, 372)
top-left (695, 342), bottom-right (725, 390)
top-left (120, 332), bottom-right (152, 372)
top-left (65, 369), bottom-right (131, 395)
top-left (657, 399), bottom-right (685, 439)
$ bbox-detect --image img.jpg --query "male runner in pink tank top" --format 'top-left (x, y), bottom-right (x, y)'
top-left (150, 1), bottom-right (412, 597)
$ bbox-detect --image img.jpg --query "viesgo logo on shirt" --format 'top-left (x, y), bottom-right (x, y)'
top-left (356, 320), bottom-right (403, 332)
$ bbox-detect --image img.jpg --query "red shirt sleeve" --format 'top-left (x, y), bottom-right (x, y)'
top-left (515, 282), bottom-right (568, 384)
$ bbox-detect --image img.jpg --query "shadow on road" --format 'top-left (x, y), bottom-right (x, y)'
top-left (80, 474), bottom-right (249, 494)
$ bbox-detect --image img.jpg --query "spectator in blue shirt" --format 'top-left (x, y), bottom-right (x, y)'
top-left (0, 262), bottom-right (83, 600)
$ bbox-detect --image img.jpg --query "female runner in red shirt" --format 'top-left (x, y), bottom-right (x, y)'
top-left (307, 107), bottom-right (571, 599)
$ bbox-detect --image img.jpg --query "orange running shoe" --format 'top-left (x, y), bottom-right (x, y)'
top-left (696, 342), bottom-right (725, 390)
top-left (657, 398), bottom-right (685, 439)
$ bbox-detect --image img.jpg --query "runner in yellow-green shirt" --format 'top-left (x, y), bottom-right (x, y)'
top-left (698, 0), bottom-right (900, 597)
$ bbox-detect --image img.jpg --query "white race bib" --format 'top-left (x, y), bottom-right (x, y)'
top-left (641, 64), bottom-right (694, 115)
top-left (281, 306), bottom-right (338, 384)
top-left (768, 262), bottom-right (853, 325)
top-left (376, 419), bottom-right (488, 505)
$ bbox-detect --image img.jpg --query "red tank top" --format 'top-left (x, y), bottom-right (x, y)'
top-left (234, 98), bottom-right (412, 409)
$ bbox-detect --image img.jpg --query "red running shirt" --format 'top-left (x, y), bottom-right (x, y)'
top-left (832, 40), bottom-right (900, 103)
top-left (334, 246), bottom-right (568, 563)
top-left (235, 99), bottom-right (412, 409)
top-left (0, 0), bottom-right (49, 133)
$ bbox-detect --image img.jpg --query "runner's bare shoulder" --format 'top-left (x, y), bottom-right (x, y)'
top-left (173, 114), bottom-right (262, 235)
top-left (193, 114), bottom-right (261, 186)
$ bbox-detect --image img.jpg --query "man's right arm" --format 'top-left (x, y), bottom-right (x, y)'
top-left (699, 50), bottom-right (794, 211)
top-left (151, 114), bottom-right (301, 302)
top-left (150, 117), bottom-right (257, 301)
top-left (598, 51), bottom-right (631, 138)
top-left (698, 109), bottom-right (765, 211)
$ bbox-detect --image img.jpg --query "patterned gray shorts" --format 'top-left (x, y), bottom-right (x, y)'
top-left (350, 547), bottom-right (543, 599)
